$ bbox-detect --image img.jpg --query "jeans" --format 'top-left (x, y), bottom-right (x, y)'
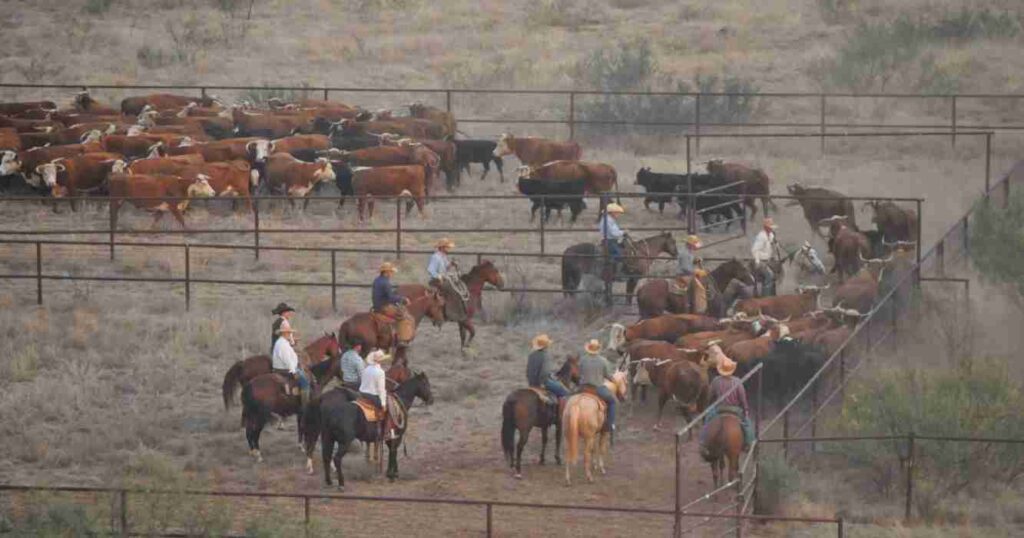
top-left (359, 392), bottom-right (382, 408)
top-left (701, 405), bottom-right (755, 447)
top-left (604, 239), bottom-right (623, 263)
top-left (753, 263), bottom-right (775, 295)
top-left (594, 385), bottom-right (617, 428)
top-left (543, 378), bottom-right (570, 399)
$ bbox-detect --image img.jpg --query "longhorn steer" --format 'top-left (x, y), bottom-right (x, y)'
top-left (735, 286), bottom-right (828, 319)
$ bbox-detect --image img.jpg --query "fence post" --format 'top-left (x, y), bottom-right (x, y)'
top-left (253, 197), bottom-right (261, 260)
top-left (694, 93), bottom-right (701, 156)
top-left (837, 516), bottom-right (844, 538)
top-left (35, 241), bottom-right (42, 305)
top-left (962, 216), bottom-right (969, 255)
top-left (734, 471), bottom-right (743, 538)
top-left (485, 503), bottom-right (493, 538)
top-left (304, 496), bottom-right (311, 538)
top-left (905, 432), bottom-right (915, 521)
top-left (819, 94), bottom-right (826, 154)
top-left (539, 207), bottom-right (546, 255)
top-left (109, 201), bottom-right (116, 260)
top-left (184, 244), bottom-right (191, 311)
top-left (201, 87), bottom-right (207, 99)
top-left (782, 409), bottom-right (789, 462)
top-left (950, 95), bottom-right (957, 147)
top-left (445, 90), bottom-right (452, 113)
top-left (323, 87), bottom-right (329, 101)
top-left (685, 136), bottom-right (695, 234)
top-left (936, 240), bottom-right (945, 277)
top-left (331, 250), bottom-right (337, 312)
top-left (914, 199), bottom-right (922, 269)
top-left (984, 132), bottom-right (992, 193)
top-left (395, 198), bottom-right (402, 259)
top-left (119, 489), bottom-right (128, 537)
top-left (674, 433), bottom-right (682, 538)
top-left (568, 92), bottom-right (576, 140)
top-left (838, 347), bottom-right (846, 402)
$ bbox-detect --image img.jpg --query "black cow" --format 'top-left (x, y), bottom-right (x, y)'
top-left (0, 173), bottom-right (48, 196)
top-left (673, 173), bottom-right (743, 228)
top-left (328, 124), bottom-right (382, 151)
top-left (636, 167), bottom-right (688, 213)
top-left (738, 337), bottom-right (826, 406)
top-left (516, 177), bottom-right (586, 223)
top-left (454, 139), bottom-right (504, 182)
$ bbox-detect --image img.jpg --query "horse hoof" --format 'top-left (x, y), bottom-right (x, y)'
top-left (514, 473), bottom-right (522, 480)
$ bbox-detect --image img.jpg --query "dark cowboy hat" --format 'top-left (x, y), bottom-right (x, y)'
top-left (271, 302), bottom-right (296, 315)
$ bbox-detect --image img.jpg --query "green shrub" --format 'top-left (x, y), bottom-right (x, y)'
top-left (84, 0), bottom-right (114, 14)
top-left (970, 190), bottom-right (1024, 311)
top-left (931, 7), bottom-right (1021, 41)
top-left (755, 452), bottom-right (800, 515)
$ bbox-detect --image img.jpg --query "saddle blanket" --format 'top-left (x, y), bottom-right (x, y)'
top-left (528, 387), bottom-right (557, 406)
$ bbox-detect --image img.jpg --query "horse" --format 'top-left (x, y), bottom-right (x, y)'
top-left (561, 231), bottom-right (678, 304)
top-left (240, 365), bottom-right (320, 462)
top-left (500, 355), bottom-right (581, 479)
top-left (640, 356), bottom-right (711, 433)
top-left (222, 333), bottom-right (341, 411)
top-left (337, 288), bottom-right (446, 352)
top-left (562, 370), bottom-right (628, 485)
top-left (399, 260), bottom-right (504, 348)
top-left (700, 412), bottom-right (744, 488)
top-left (748, 250), bottom-right (795, 297)
top-left (306, 371), bottom-right (434, 489)
top-left (635, 275), bottom-right (726, 319)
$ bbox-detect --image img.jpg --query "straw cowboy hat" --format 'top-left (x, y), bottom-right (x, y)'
top-left (436, 238), bottom-right (455, 249)
top-left (606, 203), bottom-right (625, 214)
top-left (379, 262), bottom-right (398, 274)
top-left (271, 302), bottom-right (296, 315)
top-left (584, 339), bottom-right (602, 355)
top-left (717, 356), bottom-right (738, 376)
top-left (685, 234), bottom-right (703, 248)
top-left (763, 217), bottom-right (777, 229)
top-left (531, 333), bottom-right (552, 351)
top-left (366, 349), bottom-right (393, 365)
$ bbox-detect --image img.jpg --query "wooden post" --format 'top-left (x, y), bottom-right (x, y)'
top-left (694, 94), bottom-right (701, 156)
top-left (838, 347), bottom-right (846, 402)
top-left (837, 517), bottom-right (844, 538)
top-left (253, 197), bottom-right (261, 260)
top-left (985, 132), bottom-right (992, 193)
top-left (962, 216), bottom-right (970, 255)
top-left (539, 208), bottom-right (546, 255)
top-left (395, 197), bottom-right (402, 259)
top-left (445, 90), bottom-right (452, 113)
top-left (331, 250), bottom-right (337, 312)
top-left (810, 379), bottom-right (818, 453)
top-left (35, 242), bottom-right (42, 305)
top-left (915, 199), bottom-right (922, 269)
top-left (568, 92), bottom-right (576, 140)
top-left (674, 433), bottom-right (682, 538)
top-left (184, 244), bottom-right (191, 311)
top-left (304, 496), bottom-right (311, 538)
top-left (119, 490), bottom-right (128, 537)
top-left (905, 432), bottom-right (916, 521)
top-left (936, 240), bottom-right (945, 277)
top-left (323, 88), bottom-right (329, 101)
top-left (820, 94), bottom-right (827, 153)
top-left (485, 503), bottom-right (493, 537)
top-left (950, 95), bottom-right (957, 147)
top-left (201, 87), bottom-right (207, 99)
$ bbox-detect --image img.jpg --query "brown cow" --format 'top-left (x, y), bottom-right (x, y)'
top-left (519, 160), bottom-right (618, 194)
top-left (164, 137), bottom-right (271, 164)
top-left (11, 143), bottom-right (101, 187)
top-left (735, 286), bottom-right (828, 320)
top-left (610, 314), bottom-right (722, 350)
top-left (337, 143), bottom-right (440, 194)
top-left (339, 118), bottom-right (445, 140)
top-left (676, 323), bottom-right (763, 354)
top-left (181, 160), bottom-right (256, 212)
top-left (264, 153), bottom-right (336, 200)
top-left (787, 183), bottom-right (857, 237)
top-left (121, 94), bottom-right (218, 116)
top-left (0, 101), bottom-right (57, 115)
top-left (351, 165), bottom-right (428, 220)
top-left (726, 324), bottom-right (791, 365)
top-left (42, 152), bottom-right (124, 208)
top-left (108, 173), bottom-right (216, 229)
top-left (124, 154), bottom-right (206, 175)
top-left (865, 200), bottom-right (918, 242)
top-left (0, 116), bottom-right (61, 133)
top-left (98, 134), bottom-right (166, 160)
top-left (809, 309), bottom-right (862, 355)
top-left (706, 159), bottom-right (774, 217)
top-left (233, 107), bottom-right (313, 138)
top-left (831, 255), bottom-right (891, 314)
top-left (493, 134), bottom-right (581, 167)
top-left (269, 134), bottom-right (331, 155)
top-left (72, 91), bottom-right (119, 115)
top-left (381, 135), bottom-right (458, 189)
top-left (830, 224), bottom-right (871, 282)
top-left (0, 128), bottom-right (21, 151)
top-left (408, 103), bottom-right (456, 138)
top-left (642, 356), bottom-right (710, 430)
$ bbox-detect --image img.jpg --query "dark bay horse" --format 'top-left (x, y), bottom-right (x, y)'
top-left (306, 372), bottom-right (434, 489)
top-left (399, 260), bottom-right (504, 348)
top-left (701, 412), bottom-right (744, 487)
top-left (337, 288), bottom-right (446, 352)
top-left (241, 366), bottom-right (320, 462)
top-left (500, 355), bottom-right (581, 479)
top-left (222, 333), bottom-right (341, 411)
top-left (561, 231), bottom-right (678, 304)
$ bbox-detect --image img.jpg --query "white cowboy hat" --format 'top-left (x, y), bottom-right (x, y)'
top-left (366, 349), bottom-right (393, 365)
top-left (584, 339), bottom-right (602, 355)
top-left (606, 203), bottom-right (625, 214)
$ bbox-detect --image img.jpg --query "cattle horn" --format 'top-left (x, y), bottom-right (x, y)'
top-left (858, 251), bottom-right (868, 263)
top-left (54, 163), bottom-right (66, 173)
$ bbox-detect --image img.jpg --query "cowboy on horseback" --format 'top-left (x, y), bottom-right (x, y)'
top-left (526, 333), bottom-right (569, 401)
top-left (270, 302), bottom-right (296, 353)
top-left (598, 203), bottom-right (627, 272)
top-left (675, 234), bottom-right (710, 314)
top-left (700, 346), bottom-right (755, 452)
top-left (340, 342), bottom-right (365, 393)
top-left (751, 217), bottom-right (780, 296)
top-left (360, 349), bottom-right (397, 440)
top-left (579, 339), bottom-right (617, 432)
top-left (371, 262), bottom-right (414, 348)
top-left (428, 238), bottom-right (469, 322)
top-left (271, 324), bottom-right (311, 408)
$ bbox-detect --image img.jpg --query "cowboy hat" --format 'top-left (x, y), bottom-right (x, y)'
top-left (686, 234), bottom-right (702, 248)
top-left (271, 302), bottom-right (296, 315)
top-left (584, 339), bottom-right (602, 355)
top-left (606, 203), bottom-right (625, 214)
top-left (436, 238), bottom-right (455, 249)
top-left (379, 262), bottom-right (398, 274)
top-left (717, 356), bottom-right (737, 376)
top-left (763, 217), bottom-right (777, 229)
top-left (531, 333), bottom-right (552, 351)
top-left (366, 349), bottom-right (393, 365)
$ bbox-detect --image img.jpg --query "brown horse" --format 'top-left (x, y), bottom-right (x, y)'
top-left (500, 355), bottom-right (581, 479)
top-left (337, 288), bottom-right (446, 352)
top-left (701, 412), bottom-right (744, 488)
top-left (401, 260), bottom-right (504, 348)
top-left (241, 366), bottom-right (320, 462)
top-left (639, 356), bottom-right (711, 433)
top-left (222, 333), bottom-right (341, 411)
top-left (561, 231), bottom-right (679, 304)
top-left (563, 371), bottom-right (628, 485)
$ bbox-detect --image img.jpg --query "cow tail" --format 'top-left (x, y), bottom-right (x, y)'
top-left (501, 397), bottom-right (517, 465)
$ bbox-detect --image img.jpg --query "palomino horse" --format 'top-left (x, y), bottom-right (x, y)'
top-left (337, 288), bottom-right (446, 352)
top-left (500, 355), bottom-right (581, 479)
top-left (222, 333), bottom-right (341, 411)
top-left (240, 366), bottom-right (319, 462)
top-left (562, 371), bottom-right (628, 485)
top-left (305, 372), bottom-right (434, 489)
top-left (701, 412), bottom-right (744, 488)
top-left (398, 260), bottom-right (505, 348)
top-left (561, 232), bottom-right (678, 304)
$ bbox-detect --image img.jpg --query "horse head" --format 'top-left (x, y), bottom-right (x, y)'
top-left (559, 354), bottom-right (581, 385)
top-left (474, 259), bottom-right (504, 289)
top-left (412, 370), bottom-right (434, 406)
top-left (607, 323), bottom-right (627, 352)
top-left (660, 231), bottom-right (679, 257)
top-left (425, 288), bottom-right (446, 327)
top-left (611, 370), bottom-right (629, 401)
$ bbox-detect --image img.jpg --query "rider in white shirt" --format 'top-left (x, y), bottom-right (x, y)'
top-left (271, 325), bottom-right (310, 406)
top-left (751, 217), bottom-right (779, 296)
top-left (599, 203), bottom-right (627, 266)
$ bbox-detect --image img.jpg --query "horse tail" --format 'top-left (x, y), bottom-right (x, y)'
top-left (501, 396), bottom-right (517, 465)
top-left (564, 399), bottom-right (580, 464)
top-left (222, 360), bottom-right (244, 411)
top-left (240, 381), bottom-right (270, 429)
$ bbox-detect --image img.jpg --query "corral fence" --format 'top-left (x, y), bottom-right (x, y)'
top-left (0, 192), bottom-right (924, 311)
top-left (669, 160), bottom-right (1024, 536)
top-left (1, 82), bottom-right (1022, 151)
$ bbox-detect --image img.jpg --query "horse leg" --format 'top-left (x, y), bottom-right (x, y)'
top-left (252, 420), bottom-right (264, 463)
top-left (583, 434), bottom-right (596, 483)
top-left (626, 278), bottom-right (638, 306)
top-left (711, 458), bottom-right (721, 488)
top-left (335, 438), bottom-right (348, 491)
top-left (386, 438), bottom-right (400, 481)
top-left (463, 320), bottom-right (476, 345)
top-left (554, 420), bottom-right (563, 466)
top-left (539, 425), bottom-right (548, 466)
top-left (321, 433), bottom-right (335, 485)
top-left (654, 392), bottom-right (669, 431)
top-left (597, 433), bottom-right (608, 476)
top-left (515, 426), bottom-right (529, 479)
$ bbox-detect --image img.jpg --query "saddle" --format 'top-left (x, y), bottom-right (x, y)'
top-left (669, 277), bottom-right (691, 296)
top-left (355, 394), bottom-right (406, 429)
top-left (576, 386), bottom-right (607, 411)
top-left (528, 387), bottom-right (557, 406)
top-left (272, 371), bottom-right (300, 396)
